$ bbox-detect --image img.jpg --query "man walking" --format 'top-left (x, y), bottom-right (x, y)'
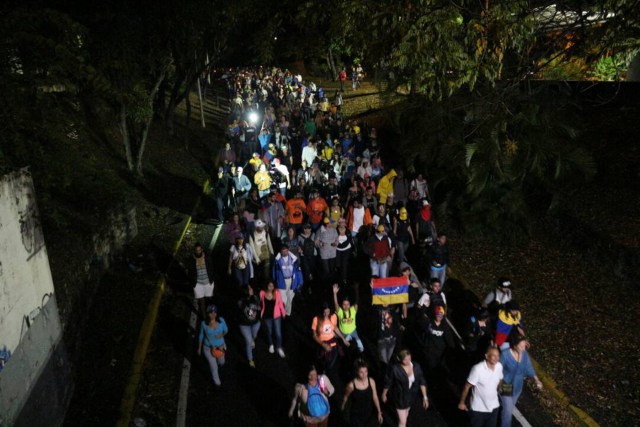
top-left (458, 347), bottom-right (503, 427)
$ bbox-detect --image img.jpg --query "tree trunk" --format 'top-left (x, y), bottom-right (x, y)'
top-left (184, 95), bottom-right (192, 149)
top-left (119, 104), bottom-right (134, 171)
top-left (327, 47), bottom-right (338, 80)
top-left (164, 59), bottom-right (209, 134)
top-left (155, 77), bottom-right (169, 118)
top-left (135, 67), bottom-right (169, 176)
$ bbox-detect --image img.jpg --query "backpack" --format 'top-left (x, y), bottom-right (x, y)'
top-left (306, 383), bottom-right (329, 417)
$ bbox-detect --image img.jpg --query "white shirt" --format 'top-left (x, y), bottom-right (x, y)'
top-left (302, 146), bottom-right (317, 166)
top-left (351, 206), bottom-right (365, 233)
top-left (467, 360), bottom-right (503, 412)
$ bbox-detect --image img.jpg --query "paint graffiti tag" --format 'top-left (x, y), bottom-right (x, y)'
top-left (19, 196), bottom-right (45, 259)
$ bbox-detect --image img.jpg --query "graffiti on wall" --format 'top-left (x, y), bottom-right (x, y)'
top-left (18, 192), bottom-right (45, 261)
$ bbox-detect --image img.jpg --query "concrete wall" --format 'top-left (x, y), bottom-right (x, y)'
top-left (0, 169), bottom-right (71, 426)
top-left (0, 169), bottom-right (55, 354)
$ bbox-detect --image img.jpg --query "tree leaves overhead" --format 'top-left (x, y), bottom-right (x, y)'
top-left (330, 0), bottom-right (536, 99)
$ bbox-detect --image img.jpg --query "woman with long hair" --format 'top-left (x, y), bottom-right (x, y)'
top-left (260, 280), bottom-right (286, 358)
top-left (499, 335), bottom-right (543, 427)
top-left (342, 359), bottom-right (383, 426)
top-left (312, 303), bottom-right (350, 371)
top-left (381, 349), bottom-right (429, 427)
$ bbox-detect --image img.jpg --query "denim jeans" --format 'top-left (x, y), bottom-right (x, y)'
top-left (370, 259), bottom-right (388, 278)
top-left (499, 391), bottom-right (521, 427)
top-left (344, 329), bottom-right (364, 352)
top-left (263, 317), bottom-right (283, 348)
top-left (203, 346), bottom-right (225, 385)
top-left (239, 322), bottom-right (261, 361)
top-left (233, 267), bottom-right (250, 288)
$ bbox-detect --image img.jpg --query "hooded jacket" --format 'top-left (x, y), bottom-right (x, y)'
top-left (376, 169), bottom-right (397, 204)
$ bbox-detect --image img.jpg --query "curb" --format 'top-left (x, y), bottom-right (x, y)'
top-left (116, 179), bottom-right (209, 427)
top-left (446, 267), bottom-right (600, 427)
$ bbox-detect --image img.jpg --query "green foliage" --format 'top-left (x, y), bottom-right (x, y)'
top-left (588, 49), bottom-right (639, 80)
top-left (329, 0), bottom-right (536, 100)
top-left (391, 82), bottom-right (595, 239)
top-left (537, 55), bottom-right (588, 80)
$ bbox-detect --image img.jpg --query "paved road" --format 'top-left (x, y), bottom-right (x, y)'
top-left (136, 214), bottom-right (558, 427)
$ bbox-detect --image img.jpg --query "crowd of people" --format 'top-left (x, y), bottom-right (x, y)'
top-left (192, 66), bottom-right (542, 427)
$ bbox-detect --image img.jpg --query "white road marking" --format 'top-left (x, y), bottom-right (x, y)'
top-left (175, 309), bottom-right (197, 427)
top-left (176, 225), bottom-right (222, 427)
top-left (514, 407), bottom-right (534, 427)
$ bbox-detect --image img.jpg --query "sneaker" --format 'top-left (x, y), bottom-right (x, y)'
top-left (249, 360), bottom-right (255, 368)
top-left (268, 345), bottom-right (275, 354)
top-left (277, 348), bottom-right (286, 358)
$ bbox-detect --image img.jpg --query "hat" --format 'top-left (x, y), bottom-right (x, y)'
top-left (434, 306), bottom-right (446, 316)
top-left (376, 224), bottom-right (385, 233)
top-left (253, 152), bottom-right (260, 157)
top-left (303, 223), bottom-right (312, 228)
top-left (422, 199), bottom-right (430, 206)
top-left (206, 304), bottom-right (218, 314)
top-left (399, 207), bottom-right (408, 220)
top-left (237, 166), bottom-right (243, 172)
top-left (498, 277), bottom-right (512, 288)
top-left (323, 217), bottom-right (330, 224)
top-left (255, 220), bottom-right (265, 228)
top-left (505, 300), bottom-right (520, 312)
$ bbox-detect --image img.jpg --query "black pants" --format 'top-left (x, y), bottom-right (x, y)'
top-left (335, 249), bottom-right (351, 283)
top-left (470, 408), bottom-right (499, 427)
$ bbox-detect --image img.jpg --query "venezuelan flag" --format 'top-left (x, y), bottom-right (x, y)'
top-left (371, 277), bottom-right (409, 305)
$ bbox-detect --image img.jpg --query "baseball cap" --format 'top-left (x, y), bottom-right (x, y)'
top-left (206, 304), bottom-right (218, 314)
top-left (255, 220), bottom-right (265, 228)
top-left (498, 277), bottom-right (512, 288)
top-left (434, 306), bottom-right (446, 316)
top-left (376, 224), bottom-right (385, 233)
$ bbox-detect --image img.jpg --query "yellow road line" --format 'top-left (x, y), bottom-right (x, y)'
top-left (116, 179), bottom-right (209, 427)
top-left (447, 266), bottom-right (600, 427)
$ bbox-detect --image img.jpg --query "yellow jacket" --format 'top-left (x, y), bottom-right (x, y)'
top-left (376, 169), bottom-right (396, 204)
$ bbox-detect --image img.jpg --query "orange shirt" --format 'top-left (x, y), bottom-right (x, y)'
top-left (286, 198), bottom-right (306, 224)
top-left (312, 314), bottom-right (337, 342)
top-left (307, 197), bottom-right (328, 224)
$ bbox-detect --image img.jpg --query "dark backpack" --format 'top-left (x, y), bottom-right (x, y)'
top-left (306, 384), bottom-right (329, 417)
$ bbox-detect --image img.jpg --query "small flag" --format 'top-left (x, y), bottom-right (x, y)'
top-left (371, 276), bottom-right (409, 305)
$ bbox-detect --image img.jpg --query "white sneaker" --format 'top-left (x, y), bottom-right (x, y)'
top-left (268, 345), bottom-right (275, 354)
top-left (277, 348), bottom-right (285, 358)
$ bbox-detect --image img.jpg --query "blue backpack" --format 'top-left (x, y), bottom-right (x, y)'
top-left (306, 383), bottom-right (329, 417)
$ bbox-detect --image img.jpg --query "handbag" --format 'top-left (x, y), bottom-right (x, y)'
top-left (211, 346), bottom-right (225, 359)
top-left (500, 382), bottom-right (513, 396)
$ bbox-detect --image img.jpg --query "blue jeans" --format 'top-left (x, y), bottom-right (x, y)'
top-left (239, 322), bottom-right (261, 361)
top-left (370, 259), bottom-right (388, 278)
top-left (499, 391), bottom-right (521, 427)
top-left (233, 267), bottom-right (250, 288)
top-left (216, 196), bottom-right (227, 221)
top-left (203, 346), bottom-right (225, 385)
top-left (263, 317), bottom-right (283, 348)
top-left (344, 329), bottom-right (364, 352)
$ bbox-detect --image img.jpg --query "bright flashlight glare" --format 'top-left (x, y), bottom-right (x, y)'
top-left (248, 112), bottom-right (259, 125)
